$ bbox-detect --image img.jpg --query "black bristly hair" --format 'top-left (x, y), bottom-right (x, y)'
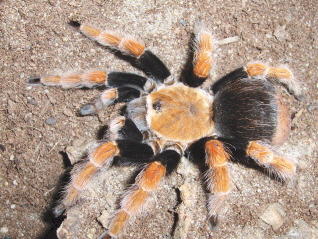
top-left (153, 150), bottom-right (181, 174)
top-left (115, 87), bottom-right (141, 103)
top-left (116, 118), bottom-right (143, 142)
top-left (213, 78), bottom-right (277, 145)
top-left (116, 140), bottom-right (154, 160)
top-left (137, 50), bottom-right (171, 82)
top-left (107, 72), bottom-right (148, 91)
top-left (211, 67), bottom-right (248, 94)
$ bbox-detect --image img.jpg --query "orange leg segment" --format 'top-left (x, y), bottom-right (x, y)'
top-left (62, 142), bottom-right (119, 208)
top-left (38, 71), bottom-right (107, 88)
top-left (193, 30), bottom-right (213, 79)
top-left (246, 63), bottom-right (293, 79)
top-left (108, 161), bottom-right (166, 237)
top-left (245, 63), bottom-right (302, 99)
top-left (80, 24), bottom-right (145, 57)
top-left (205, 139), bottom-right (231, 226)
top-left (246, 141), bottom-right (296, 180)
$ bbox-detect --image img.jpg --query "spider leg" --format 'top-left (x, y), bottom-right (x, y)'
top-left (246, 141), bottom-right (296, 180)
top-left (212, 63), bottom-right (303, 100)
top-left (27, 70), bottom-right (154, 115)
top-left (27, 70), bottom-right (153, 90)
top-left (186, 28), bottom-right (213, 87)
top-left (69, 21), bottom-right (170, 82)
top-left (193, 29), bottom-right (213, 81)
top-left (107, 149), bottom-right (181, 238)
top-left (109, 116), bottom-right (143, 142)
top-left (54, 140), bottom-right (154, 216)
top-left (246, 63), bottom-right (303, 99)
top-left (204, 139), bottom-right (231, 227)
top-left (27, 70), bottom-right (107, 88)
top-left (80, 86), bottom-right (142, 116)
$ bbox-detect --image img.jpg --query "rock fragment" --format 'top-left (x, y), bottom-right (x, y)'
top-left (259, 203), bottom-right (286, 231)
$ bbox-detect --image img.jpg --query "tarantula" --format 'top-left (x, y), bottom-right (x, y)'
top-left (27, 21), bottom-right (301, 238)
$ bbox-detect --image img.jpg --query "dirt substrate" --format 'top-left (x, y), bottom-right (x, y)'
top-left (1, 1), bottom-right (317, 238)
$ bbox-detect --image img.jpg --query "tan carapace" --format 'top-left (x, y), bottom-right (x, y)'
top-left (147, 84), bottom-right (214, 142)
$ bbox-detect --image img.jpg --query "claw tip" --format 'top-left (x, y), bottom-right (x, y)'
top-left (208, 215), bottom-right (219, 231)
top-left (27, 76), bottom-right (41, 85)
top-left (53, 203), bottom-right (66, 217)
top-left (69, 21), bottom-right (81, 29)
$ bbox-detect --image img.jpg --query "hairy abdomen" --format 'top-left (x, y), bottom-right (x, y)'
top-left (213, 78), bottom-right (290, 146)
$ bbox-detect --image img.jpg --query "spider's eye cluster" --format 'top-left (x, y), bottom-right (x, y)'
top-left (152, 100), bottom-right (162, 112)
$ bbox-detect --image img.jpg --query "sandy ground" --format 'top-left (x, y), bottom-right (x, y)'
top-left (1, 0), bottom-right (317, 238)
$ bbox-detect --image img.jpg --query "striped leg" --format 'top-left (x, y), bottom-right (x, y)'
top-left (107, 150), bottom-right (181, 238)
top-left (246, 141), bottom-right (296, 180)
top-left (54, 140), bottom-right (154, 216)
top-left (27, 71), bottom-right (153, 115)
top-left (70, 21), bottom-right (170, 82)
top-left (245, 63), bottom-right (302, 99)
top-left (192, 28), bottom-right (213, 86)
top-left (80, 86), bottom-right (142, 115)
top-left (27, 70), bottom-right (151, 90)
top-left (27, 70), bottom-right (108, 88)
top-left (204, 139), bottom-right (231, 227)
top-left (182, 26), bottom-right (214, 87)
top-left (212, 63), bottom-right (302, 99)
top-left (109, 116), bottom-right (143, 143)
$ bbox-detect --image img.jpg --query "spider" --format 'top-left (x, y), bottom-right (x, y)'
top-left (27, 21), bottom-right (302, 238)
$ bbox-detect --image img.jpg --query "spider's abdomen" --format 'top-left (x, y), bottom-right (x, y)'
top-left (147, 84), bottom-right (213, 142)
top-left (213, 78), bottom-right (290, 146)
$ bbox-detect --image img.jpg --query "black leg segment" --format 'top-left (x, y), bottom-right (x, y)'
top-left (116, 140), bottom-right (154, 160)
top-left (184, 71), bottom-right (208, 87)
top-left (113, 118), bottom-right (143, 142)
top-left (79, 87), bottom-right (141, 116)
top-left (107, 72), bottom-right (148, 91)
top-left (152, 150), bottom-right (181, 174)
top-left (115, 87), bottom-right (141, 103)
top-left (137, 50), bottom-right (171, 82)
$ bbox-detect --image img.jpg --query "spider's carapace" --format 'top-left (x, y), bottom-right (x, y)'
top-left (147, 84), bottom-right (213, 142)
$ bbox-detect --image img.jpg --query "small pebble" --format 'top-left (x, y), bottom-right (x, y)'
top-left (274, 25), bottom-right (291, 42)
top-left (0, 226), bottom-right (9, 233)
top-left (86, 228), bottom-right (96, 239)
top-left (63, 108), bottom-right (73, 117)
top-left (180, 19), bottom-right (186, 26)
top-left (97, 210), bottom-right (111, 228)
top-left (80, 104), bottom-right (96, 116)
top-left (287, 219), bottom-right (316, 238)
top-left (0, 144), bottom-right (5, 152)
top-left (259, 203), bottom-right (286, 231)
top-left (297, 160), bottom-right (308, 170)
top-left (27, 97), bottom-right (38, 106)
top-left (24, 113), bottom-right (32, 122)
top-left (45, 117), bottom-right (56, 125)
